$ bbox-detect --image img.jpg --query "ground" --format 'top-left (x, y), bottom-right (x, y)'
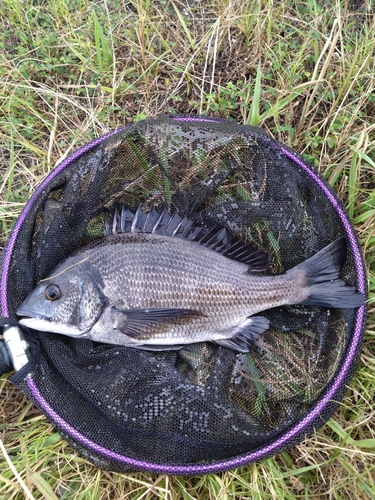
top-left (0, 1), bottom-right (374, 499)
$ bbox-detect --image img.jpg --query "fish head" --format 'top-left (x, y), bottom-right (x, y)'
top-left (17, 261), bottom-right (106, 338)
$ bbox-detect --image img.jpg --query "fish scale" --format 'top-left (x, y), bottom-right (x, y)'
top-left (17, 207), bottom-right (365, 353)
top-left (87, 235), bottom-right (274, 313)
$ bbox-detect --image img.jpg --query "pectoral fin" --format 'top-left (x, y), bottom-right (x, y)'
top-left (110, 307), bottom-right (205, 340)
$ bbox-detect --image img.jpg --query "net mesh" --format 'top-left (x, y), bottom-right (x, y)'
top-left (1, 115), bottom-right (364, 471)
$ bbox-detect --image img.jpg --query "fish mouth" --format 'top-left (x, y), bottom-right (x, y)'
top-left (17, 312), bottom-right (87, 337)
top-left (17, 306), bottom-right (50, 321)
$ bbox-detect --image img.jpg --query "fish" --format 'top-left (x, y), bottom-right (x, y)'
top-left (17, 205), bottom-right (365, 353)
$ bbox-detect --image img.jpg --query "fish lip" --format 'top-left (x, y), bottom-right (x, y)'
top-left (17, 308), bottom-right (50, 321)
top-left (17, 316), bottom-right (88, 338)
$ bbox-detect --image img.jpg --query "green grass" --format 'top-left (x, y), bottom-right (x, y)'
top-left (0, 0), bottom-right (374, 498)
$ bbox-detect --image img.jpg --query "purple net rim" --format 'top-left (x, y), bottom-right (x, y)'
top-left (2, 116), bottom-right (367, 474)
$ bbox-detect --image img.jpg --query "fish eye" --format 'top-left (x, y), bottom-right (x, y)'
top-left (44, 284), bottom-right (61, 301)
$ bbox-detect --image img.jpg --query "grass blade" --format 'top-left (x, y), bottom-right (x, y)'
top-left (30, 471), bottom-right (59, 500)
top-left (171, 1), bottom-right (195, 50)
top-left (248, 63), bottom-right (262, 125)
top-left (92, 9), bottom-right (103, 73)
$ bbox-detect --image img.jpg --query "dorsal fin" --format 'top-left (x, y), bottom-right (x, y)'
top-left (104, 205), bottom-right (269, 271)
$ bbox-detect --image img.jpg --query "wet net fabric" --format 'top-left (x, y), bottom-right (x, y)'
top-left (2, 116), bottom-right (364, 470)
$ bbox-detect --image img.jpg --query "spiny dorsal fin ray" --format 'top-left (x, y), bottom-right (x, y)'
top-left (104, 204), bottom-right (269, 271)
top-left (120, 205), bottom-right (134, 232)
top-left (152, 207), bottom-right (171, 234)
top-left (131, 204), bottom-right (147, 233)
top-left (143, 206), bottom-right (160, 233)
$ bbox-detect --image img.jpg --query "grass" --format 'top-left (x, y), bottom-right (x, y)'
top-left (0, 0), bottom-right (374, 498)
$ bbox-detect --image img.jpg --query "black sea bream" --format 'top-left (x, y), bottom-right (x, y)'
top-left (17, 206), bottom-right (365, 352)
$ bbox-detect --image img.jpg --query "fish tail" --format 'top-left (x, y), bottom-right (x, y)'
top-left (293, 238), bottom-right (365, 308)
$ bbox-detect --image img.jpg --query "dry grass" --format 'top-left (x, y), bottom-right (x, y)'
top-left (0, 0), bottom-right (374, 498)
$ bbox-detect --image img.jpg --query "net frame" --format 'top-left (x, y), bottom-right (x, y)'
top-left (0, 115), bottom-right (367, 474)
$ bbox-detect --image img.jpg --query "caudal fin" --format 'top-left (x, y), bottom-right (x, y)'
top-left (293, 238), bottom-right (365, 308)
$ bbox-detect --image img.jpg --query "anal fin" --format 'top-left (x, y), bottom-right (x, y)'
top-left (215, 316), bottom-right (270, 353)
